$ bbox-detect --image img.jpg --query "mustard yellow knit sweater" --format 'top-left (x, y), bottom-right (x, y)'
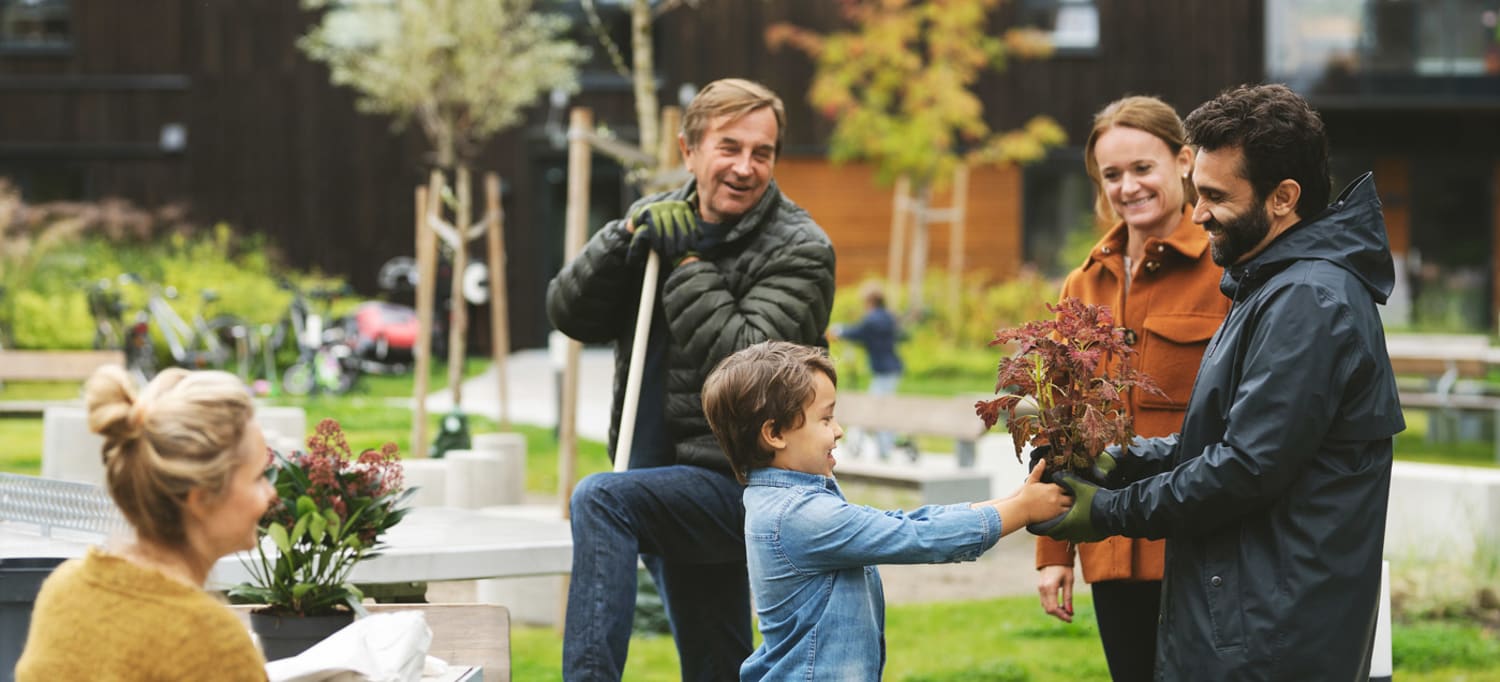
top-left (15, 546), bottom-right (266, 681)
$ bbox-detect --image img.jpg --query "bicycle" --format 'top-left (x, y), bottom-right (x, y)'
top-left (274, 279), bottom-right (357, 396)
top-left (86, 278), bottom-right (127, 351)
top-left (119, 274), bottom-right (253, 379)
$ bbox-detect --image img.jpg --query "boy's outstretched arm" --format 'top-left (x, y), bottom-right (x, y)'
top-left (977, 461), bottom-right (1073, 536)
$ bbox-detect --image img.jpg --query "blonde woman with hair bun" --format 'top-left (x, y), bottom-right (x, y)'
top-left (16, 366), bottom-right (276, 681)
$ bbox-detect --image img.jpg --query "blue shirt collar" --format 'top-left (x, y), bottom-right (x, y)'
top-left (746, 467), bottom-right (837, 490)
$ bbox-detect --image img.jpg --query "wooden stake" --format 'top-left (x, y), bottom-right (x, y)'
top-left (484, 173), bottom-right (510, 429)
top-left (412, 180), bottom-right (439, 459)
top-left (559, 107), bottom-right (593, 518)
top-left (888, 175), bottom-right (911, 305)
top-left (946, 164), bottom-right (970, 320)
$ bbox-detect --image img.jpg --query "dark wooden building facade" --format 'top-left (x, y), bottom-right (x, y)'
top-left (4, 0), bottom-right (1498, 344)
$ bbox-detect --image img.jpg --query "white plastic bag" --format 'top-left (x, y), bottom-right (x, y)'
top-left (265, 611), bottom-right (434, 682)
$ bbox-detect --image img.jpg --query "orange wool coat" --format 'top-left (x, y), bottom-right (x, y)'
top-left (1035, 208), bottom-right (1230, 583)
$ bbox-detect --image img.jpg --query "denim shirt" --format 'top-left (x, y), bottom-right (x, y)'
top-left (740, 468), bottom-right (1003, 681)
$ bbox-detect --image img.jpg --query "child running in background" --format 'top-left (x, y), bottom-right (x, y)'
top-left (702, 341), bottom-right (1071, 681)
top-left (828, 282), bottom-right (904, 459)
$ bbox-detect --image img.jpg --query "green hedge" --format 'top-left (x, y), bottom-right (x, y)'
top-left (0, 223), bottom-right (343, 354)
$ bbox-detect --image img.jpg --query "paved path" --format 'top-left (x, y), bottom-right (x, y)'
top-left (423, 348), bottom-right (1047, 602)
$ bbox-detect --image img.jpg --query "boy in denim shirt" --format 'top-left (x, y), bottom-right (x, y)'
top-left (702, 341), bottom-right (1071, 681)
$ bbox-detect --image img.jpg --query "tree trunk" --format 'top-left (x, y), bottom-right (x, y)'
top-left (447, 166), bottom-right (470, 406)
top-left (632, 0), bottom-right (658, 161)
top-left (434, 121), bottom-right (456, 171)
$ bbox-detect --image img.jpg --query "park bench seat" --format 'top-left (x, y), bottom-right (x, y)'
top-left (832, 392), bottom-right (995, 505)
top-left (0, 350), bottom-right (124, 415)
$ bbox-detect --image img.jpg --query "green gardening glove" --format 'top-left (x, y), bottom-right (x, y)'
top-left (1027, 472), bottom-right (1108, 543)
top-left (627, 200), bottom-right (701, 265)
top-left (1088, 450), bottom-right (1120, 488)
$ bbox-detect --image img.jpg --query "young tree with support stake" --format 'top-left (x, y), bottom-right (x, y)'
top-left (297, 0), bottom-right (585, 456)
top-left (768, 0), bottom-right (1067, 314)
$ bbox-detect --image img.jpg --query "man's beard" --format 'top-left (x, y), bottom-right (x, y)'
top-left (1205, 203), bottom-right (1272, 266)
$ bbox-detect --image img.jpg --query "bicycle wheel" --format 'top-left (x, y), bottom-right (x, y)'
top-left (201, 314), bottom-right (251, 374)
top-left (283, 361), bottom-right (316, 396)
top-left (313, 346), bottom-right (358, 395)
top-left (93, 322), bottom-right (122, 351)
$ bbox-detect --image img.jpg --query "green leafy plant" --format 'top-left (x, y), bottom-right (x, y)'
top-left (230, 418), bottom-right (412, 616)
top-left (975, 297), bottom-right (1162, 475)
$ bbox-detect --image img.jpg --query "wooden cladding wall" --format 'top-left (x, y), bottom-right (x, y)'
top-left (774, 159), bottom-right (1023, 287)
top-left (658, 0), bottom-right (1263, 153)
top-left (982, 0), bottom-right (1264, 136)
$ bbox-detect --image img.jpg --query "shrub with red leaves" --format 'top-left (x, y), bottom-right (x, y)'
top-left (975, 297), bottom-right (1164, 476)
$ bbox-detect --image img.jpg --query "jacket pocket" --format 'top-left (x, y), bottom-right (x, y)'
top-left (1202, 533), bottom-right (1246, 651)
top-left (1137, 314), bottom-right (1221, 410)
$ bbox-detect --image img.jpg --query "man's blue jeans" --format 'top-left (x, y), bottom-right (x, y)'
top-left (562, 465), bottom-right (751, 681)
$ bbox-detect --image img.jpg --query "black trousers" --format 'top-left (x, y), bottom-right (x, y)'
top-left (1091, 579), bottom-right (1162, 682)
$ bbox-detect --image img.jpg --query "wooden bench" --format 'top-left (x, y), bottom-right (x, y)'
top-left (0, 350), bottom-right (125, 382)
top-left (1387, 334), bottom-right (1500, 462)
top-left (832, 393), bottom-right (997, 505)
top-left (0, 350), bottom-right (125, 414)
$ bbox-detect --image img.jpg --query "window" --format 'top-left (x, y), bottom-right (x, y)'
top-left (0, 0), bottom-right (70, 52)
top-left (1020, 0), bottom-right (1100, 55)
top-left (1267, 0), bottom-right (1500, 103)
top-left (1021, 151), bottom-right (1097, 277)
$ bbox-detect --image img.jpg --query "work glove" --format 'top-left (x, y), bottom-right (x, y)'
top-left (627, 200), bottom-right (701, 266)
top-left (1027, 445), bottom-right (1116, 488)
top-left (1027, 472), bottom-right (1107, 543)
top-left (1088, 449), bottom-right (1120, 488)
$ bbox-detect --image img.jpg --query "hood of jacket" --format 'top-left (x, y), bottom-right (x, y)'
top-left (1222, 171), bottom-right (1394, 304)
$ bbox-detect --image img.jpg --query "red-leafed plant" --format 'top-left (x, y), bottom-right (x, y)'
top-left (975, 297), bottom-right (1164, 476)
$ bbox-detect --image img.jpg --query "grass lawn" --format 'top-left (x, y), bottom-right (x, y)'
top-left (5, 359), bottom-right (1499, 681)
top-left (510, 594), bottom-right (1500, 681)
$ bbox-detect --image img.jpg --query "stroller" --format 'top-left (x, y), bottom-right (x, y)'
top-left (328, 300), bottom-right (419, 373)
top-left (318, 258), bottom-right (423, 382)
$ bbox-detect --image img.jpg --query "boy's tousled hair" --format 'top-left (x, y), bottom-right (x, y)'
top-left (702, 341), bottom-right (836, 484)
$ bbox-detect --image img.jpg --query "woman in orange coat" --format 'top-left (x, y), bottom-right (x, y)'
top-left (1034, 95), bottom-right (1230, 681)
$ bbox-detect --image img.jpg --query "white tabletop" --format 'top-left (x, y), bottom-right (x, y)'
top-left (0, 506), bottom-right (573, 589)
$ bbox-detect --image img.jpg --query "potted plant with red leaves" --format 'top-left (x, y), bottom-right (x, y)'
top-left (975, 297), bottom-right (1164, 479)
top-left (229, 418), bottom-right (413, 661)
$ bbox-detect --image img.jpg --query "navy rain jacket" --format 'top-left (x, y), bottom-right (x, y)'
top-left (1093, 171), bottom-right (1406, 681)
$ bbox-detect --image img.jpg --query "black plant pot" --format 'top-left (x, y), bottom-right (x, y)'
top-left (249, 610), bottom-right (355, 661)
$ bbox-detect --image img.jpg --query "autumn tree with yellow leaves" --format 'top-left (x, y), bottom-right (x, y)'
top-left (769, 0), bottom-right (1066, 311)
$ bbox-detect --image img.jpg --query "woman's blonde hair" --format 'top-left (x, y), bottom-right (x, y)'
top-left (1084, 95), bottom-right (1196, 222)
top-left (85, 366), bottom-right (255, 546)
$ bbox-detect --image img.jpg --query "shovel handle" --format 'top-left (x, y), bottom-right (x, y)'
top-left (613, 251), bottom-right (660, 472)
